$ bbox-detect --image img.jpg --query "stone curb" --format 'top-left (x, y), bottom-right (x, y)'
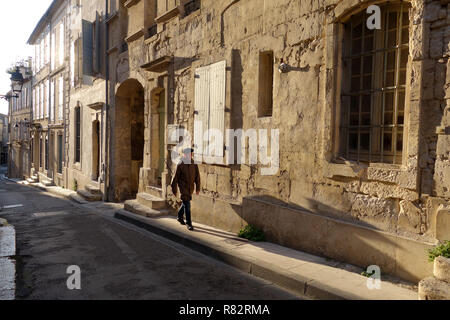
top-left (114, 209), bottom-right (415, 300)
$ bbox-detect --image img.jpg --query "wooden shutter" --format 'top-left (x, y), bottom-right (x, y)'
top-left (208, 60), bottom-right (226, 158)
top-left (82, 20), bottom-right (94, 76)
top-left (50, 80), bottom-right (55, 122)
top-left (94, 13), bottom-right (101, 74)
top-left (194, 65), bottom-right (210, 157)
top-left (59, 22), bottom-right (64, 67)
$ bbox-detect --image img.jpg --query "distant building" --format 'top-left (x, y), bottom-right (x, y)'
top-left (27, 0), bottom-right (70, 187)
top-left (0, 113), bottom-right (8, 165)
top-left (7, 60), bottom-right (33, 178)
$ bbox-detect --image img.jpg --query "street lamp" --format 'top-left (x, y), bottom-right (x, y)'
top-left (0, 66), bottom-right (25, 100)
top-left (10, 67), bottom-right (24, 95)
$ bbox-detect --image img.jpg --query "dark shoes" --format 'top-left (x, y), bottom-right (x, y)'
top-left (187, 225), bottom-right (194, 231)
top-left (177, 218), bottom-right (186, 225)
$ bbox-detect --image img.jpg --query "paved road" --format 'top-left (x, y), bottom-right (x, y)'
top-left (0, 177), bottom-right (302, 300)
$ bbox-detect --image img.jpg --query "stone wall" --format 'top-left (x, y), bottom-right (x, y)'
top-left (117, 0), bottom-right (450, 281)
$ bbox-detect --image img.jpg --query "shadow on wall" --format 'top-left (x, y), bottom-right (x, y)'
top-left (222, 194), bottom-right (434, 283)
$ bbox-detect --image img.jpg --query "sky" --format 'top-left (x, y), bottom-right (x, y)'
top-left (0, 0), bottom-right (54, 115)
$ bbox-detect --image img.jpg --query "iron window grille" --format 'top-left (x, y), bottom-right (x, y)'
top-left (339, 3), bottom-right (410, 165)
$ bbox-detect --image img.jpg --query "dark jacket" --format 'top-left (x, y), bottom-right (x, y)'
top-left (171, 161), bottom-right (201, 201)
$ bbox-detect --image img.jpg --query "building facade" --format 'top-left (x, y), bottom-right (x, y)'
top-left (7, 61), bottom-right (33, 179)
top-left (28, 0), bottom-right (70, 187)
top-left (24, 0), bottom-right (450, 284)
top-left (0, 113), bottom-right (8, 165)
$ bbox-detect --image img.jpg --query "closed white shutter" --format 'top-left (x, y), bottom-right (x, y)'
top-left (45, 80), bottom-right (49, 118)
top-left (59, 22), bottom-right (64, 67)
top-left (59, 76), bottom-right (64, 120)
top-left (194, 65), bottom-right (210, 157)
top-left (51, 31), bottom-right (56, 70)
top-left (50, 80), bottom-right (55, 122)
top-left (70, 42), bottom-right (75, 86)
top-left (208, 60), bottom-right (226, 158)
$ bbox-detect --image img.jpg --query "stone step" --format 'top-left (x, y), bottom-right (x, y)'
top-left (123, 200), bottom-right (170, 218)
top-left (419, 277), bottom-right (450, 300)
top-left (85, 184), bottom-right (102, 195)
top-left (42, 180), bottom-right (55, 187)
top-left (69, 193), bottom-right (89, 204)
top-left (77, 189), bottom-right (102, 202)
top-left (145, 186), bottom-right (163, 198)
top-left (136, 193), bottom-right (167, 210)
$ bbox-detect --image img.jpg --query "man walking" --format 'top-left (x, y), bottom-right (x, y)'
top-left (171, 148), bottom-right (201, 231)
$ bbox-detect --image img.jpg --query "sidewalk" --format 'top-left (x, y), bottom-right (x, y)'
top-left (19, 180), bottom-right (418, 300)
top-left (0, 218), bottom-right (16, 300)
top-left (115, 209), bottom-right (418, 300)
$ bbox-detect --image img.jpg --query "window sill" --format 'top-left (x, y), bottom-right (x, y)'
top-left (155, 7), bottom-right (180, 24)
top-left (323, 159), bottom-right (417, 190)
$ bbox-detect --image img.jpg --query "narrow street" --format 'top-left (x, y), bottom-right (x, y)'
top-left (0, 176), bottom-right (301, 300)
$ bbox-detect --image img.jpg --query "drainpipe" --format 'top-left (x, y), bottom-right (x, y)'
top-left (104, 0), bottom-right (110, 201)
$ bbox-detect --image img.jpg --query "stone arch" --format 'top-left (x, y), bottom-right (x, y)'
top-left (113, 78), bottom-right (145, 201)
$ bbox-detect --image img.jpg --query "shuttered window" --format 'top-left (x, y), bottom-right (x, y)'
top-left (194, 60), bottom-right (226, 160)
top-left (82, 20), bottom-right (94, 76)
top-left (59, 76), bottom-right (64, 121)
top-left (50, 79), bottom-right (55, 122)
top-left (59, 22), bottom-right (65, 67)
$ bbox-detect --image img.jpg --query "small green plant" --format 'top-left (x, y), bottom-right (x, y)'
top-left (238, 224), bottom-right (266, 242)
top-left (73, 179), bottom-right (78, 191)
top-left (428, 240), bottom-right (450, 262)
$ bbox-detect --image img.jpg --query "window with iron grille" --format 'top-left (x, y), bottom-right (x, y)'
top-left (339, 3), bottom-right (410, 165)
top-left (75, 106), bottom-right (81, 163)
top-left (184, 0), bottom-right (200, 16)
top-left (57, 134), bottom-right (63, 174)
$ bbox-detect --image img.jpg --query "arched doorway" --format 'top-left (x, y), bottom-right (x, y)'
top-left (114, 79), bottom-right (145, 201)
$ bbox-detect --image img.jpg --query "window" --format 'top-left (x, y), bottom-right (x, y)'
top-left (45, 135), bottom-right (49, 171)
top-left (39, 138), bottom-right (43, 168)
top-left (40, 83), bottom-right (44, 119)
top-left (184, 0), bottom-right (200, 16)
top-left (194, 60), bottom-right (226, 159)
top-left (50, 79), bottom-right (55, 122)
top-left (258, 51), bottom-right (274, 118)
top-left (71, 38), bottom-right (83, 86)
top-left (59, 22), bottom-right (65, 67)
top-left (51, 30), bottom-right (56, 70)
top-left (57, 134), bottom-right (63, 174)
top-left (339, 3), bottom-right (409, 164)
top-left (59, 76), bottom-right (64, 121)
top-left (45, 80), bottom-right (49, 118)
top-left (45, 33), bottom-right (50, 65)
top-left (75, 106), bottom-right (81, 163)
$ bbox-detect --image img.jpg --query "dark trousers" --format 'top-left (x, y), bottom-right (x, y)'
top-left (178, 200), bottom-right (192, 226)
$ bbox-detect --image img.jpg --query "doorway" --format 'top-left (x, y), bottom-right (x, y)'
top-left (114, 79), bottom-right (145, 201)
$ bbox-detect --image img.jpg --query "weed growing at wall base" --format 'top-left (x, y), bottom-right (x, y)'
top-left (428, 241), bottom-right (450, 262)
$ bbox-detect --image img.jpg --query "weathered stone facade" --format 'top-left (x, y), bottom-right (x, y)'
top-left (110, 0), bottom-right (450, 282)
top-left (7, 63), bottom-right (32, 179)
top-left (22, 0), bottom-right (450, 283)
top-left (27, 0), bottom-right (70, 188)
